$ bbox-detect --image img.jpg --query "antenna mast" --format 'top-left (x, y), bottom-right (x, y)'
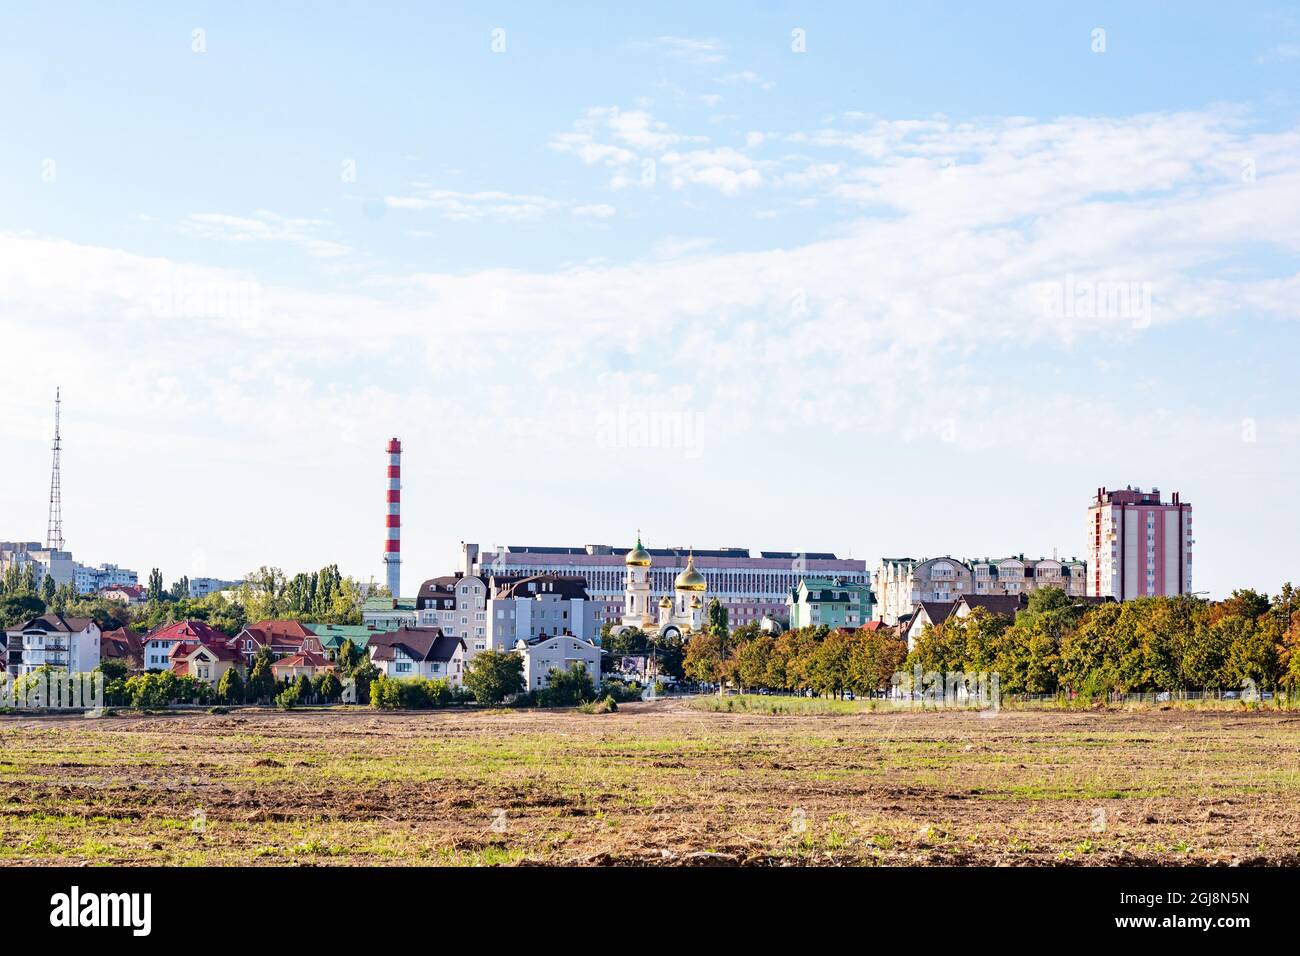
top-left (46, 387), bottom-right (64, 551)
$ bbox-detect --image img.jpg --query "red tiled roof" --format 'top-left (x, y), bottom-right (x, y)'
top-left (148, 620), bottom-right (231, 644)
top-left (272, 650), bottom-right (334, 670)
top-left (101, 627), bottom-right (143, 666)
top-left (170, 639), bottom-right (242, 663)
top-left (248, 620), bottom-right (315, 639)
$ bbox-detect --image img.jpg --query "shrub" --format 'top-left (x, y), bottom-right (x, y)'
top-left (275, 685), bottom-right (299, 710)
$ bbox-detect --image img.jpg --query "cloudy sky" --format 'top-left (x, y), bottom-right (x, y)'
top-left (2, 2), bottom-right (1299, 598)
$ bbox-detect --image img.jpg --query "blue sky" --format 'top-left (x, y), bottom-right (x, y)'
top-left (2, 2), bottom-right (1299, 598)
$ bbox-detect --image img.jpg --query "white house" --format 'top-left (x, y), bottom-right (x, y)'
top-left (367, 626), bottom-right (466, 686)
top-left (5, 613), bottom-right (102, 675)
top-left (517, 634), bottom-right (601, 691)
top-left (486, 574), bottom-right (600, 656)
top-left (904, 601), bottom-right (955, 650)
top-left (415, 573), bottom-right (489, 653)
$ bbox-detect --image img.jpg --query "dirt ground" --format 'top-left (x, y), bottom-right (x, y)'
top-left (1, 700), bottom-right (1298, 865)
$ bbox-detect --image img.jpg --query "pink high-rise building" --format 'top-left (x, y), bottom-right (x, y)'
top-left (1087, 486), bottom-right (1193, 600)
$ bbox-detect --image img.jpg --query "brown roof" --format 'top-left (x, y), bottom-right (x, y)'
top-left (494, 574), bottom-right (589, 601)
top-left (368, 626), bottom-right (463, 662)
top-left (956, 594), bottom-right (1027, 617)
top-left (101, 627), bottom-right (143, 666)
top-left (13, 613), bottom-right (95, 634)
top-left (914, 601), bottom-right (956, 625)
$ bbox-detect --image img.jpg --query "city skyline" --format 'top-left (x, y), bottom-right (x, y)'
top-left (3, 3), bottom-right (1299, 599)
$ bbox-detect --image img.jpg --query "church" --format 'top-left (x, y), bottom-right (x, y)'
top-left (615, 534), bottom-right (708, 641)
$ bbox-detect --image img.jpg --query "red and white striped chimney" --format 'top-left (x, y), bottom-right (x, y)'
top-left (384, 438), bottom-right (401, 596)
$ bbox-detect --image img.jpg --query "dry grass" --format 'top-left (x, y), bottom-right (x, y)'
top-left (1, 700), bottom-right (1298, 866)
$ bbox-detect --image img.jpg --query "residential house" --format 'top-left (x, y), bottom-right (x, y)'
top-left (788, 577), bottom-right (875, 630)
top-left (361, 596), bottom-right (418, 631)
top-left (170, 640), bottom-right (242, 685)
top-left (4, 614), bottom-right (102, 675)
top-left (415, 573), bottom-right (489, 651)
top-left (517, 634), bottom-right (602, 692)
top-left (271, 650), bottom-right (336, 682)
top-left (100, 627), bottom-right (144, 672)
top-left (367, 626), bottom-right (466, 685)
top-left (305, 623), bottom-right (377, 659)
top-left (904, 601), bottom-right (956, 650)
top-left (485, 574), bottom-right (600, 655)
top-left (143, 620), bottom-right (231, 671)
top-left (99, 583), bottom-right (148, 605)
top-left (229, 620), bottom-right (324, 668)
top-left (952, 594), bottom-right (1028, 620)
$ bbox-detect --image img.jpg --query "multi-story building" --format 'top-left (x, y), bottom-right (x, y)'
top-left (787, 577), bottom-right (875, 630)
top-left (968, 557), bottom-right (1087, 599)
top-left (74, 562), bottom-right (138, 595)
top-left (462, 541), bottom-right (867, 630)
top-left (414, 574), bottom-right (488, 650)
top-left (485, 574), bottom-right (601, 654)
top-left (1, 542), bottom-right (74, 589)
top-left (188, 577), bottom-right (241, 598)
top-left (874, 554), bottom-right (1087, 624)
top-left (874, 557), bottom-right (973, 625)
top-left (1087, 486), bottom-right (1193, 600)
top-left (367, 627), bottom-right (466, 685)
top-left (517, 634), bottom-right (602, 692)
top-left (4, 613), bottom-right (101, 674)
top-left (361, 596), bottom-right (418, 631)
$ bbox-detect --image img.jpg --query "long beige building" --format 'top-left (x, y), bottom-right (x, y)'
top-left (874, 555), bottom-right (1087, 625)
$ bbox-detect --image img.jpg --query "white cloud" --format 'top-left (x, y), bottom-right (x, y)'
top-left (6, 108), bottom-right (1300, 595)
top-left (184, 211), bottom-right (350, 258)
top-left (715, 71), bottom-right (775, 91)
top-left (384, 189), bottom-right (564, 222)
top-left (636, 36), bottom-right (727, 64)
top-left (572, 203), bottom-right (616, 219)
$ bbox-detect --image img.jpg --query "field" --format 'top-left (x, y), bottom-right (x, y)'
top-left (1, 699), bottom-right (1298, 866)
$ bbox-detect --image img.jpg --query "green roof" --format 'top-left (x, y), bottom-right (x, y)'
top-left (361, 596), bottom-right (417, 613)
top-left (306, 623), bottom-right (377, 651)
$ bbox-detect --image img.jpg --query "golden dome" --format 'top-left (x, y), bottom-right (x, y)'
top-left (624, 534), bottom-right (652, 567)
top-left (690, 596), bottom-right (702, 609)
top-left (674, 552), bottom-right (707, 592)
top-left (658, 595), bottom-right (672, 609)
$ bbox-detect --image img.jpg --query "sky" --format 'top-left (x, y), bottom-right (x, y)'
top-left (1, 1), bottom-right (1299, 599)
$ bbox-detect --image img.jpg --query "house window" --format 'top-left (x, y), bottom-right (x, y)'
top-left (396, 662), bottom-right (411, 674)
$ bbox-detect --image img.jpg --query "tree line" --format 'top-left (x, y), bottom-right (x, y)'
top-left (910, 586), bottom-right (1300, 695)
top-left (0, 562), bottom-right (366, 635)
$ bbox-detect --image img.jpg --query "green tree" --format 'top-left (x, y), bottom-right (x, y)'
top-left (735, 635), bottom-right (774, 690)
top-left (539, 663), bottom-right (597, 707)
top-left (316, 670), bottom-right (342, 702)
top-left (96, 658), bottom-right (129, 682)
top-left (146, 568), bottom-right (165, 603)
top-left (463, 649), bottom-right (525, 704)
top-left (40, 574), bottom-right (56, 604)
top-left (293, 672), bottom-right (313, 703)
top-left (247, 647), bottom-right (276, 703)
top-left (683, 631), bottom-right (726, 685)
top-left (706, 598), bottom-right (730, 642)
top-left (217, 667), bottom-right (245, 704)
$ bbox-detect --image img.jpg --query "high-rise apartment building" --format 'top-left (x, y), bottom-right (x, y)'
top-left (1087, 486), bottom-right (1193, 600)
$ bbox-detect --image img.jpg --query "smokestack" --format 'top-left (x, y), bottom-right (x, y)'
top-left (384, 438), bottom-right (401, 597)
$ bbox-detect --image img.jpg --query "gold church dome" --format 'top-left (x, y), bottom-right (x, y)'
top-left (674, 552), bottom-right (707, 592)
top-left (658, 595), bottom-right (672, 609)
top-left (624, 534), bottom-right (652, 567)
top-left (690, 596), bottom-right (702, 609)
